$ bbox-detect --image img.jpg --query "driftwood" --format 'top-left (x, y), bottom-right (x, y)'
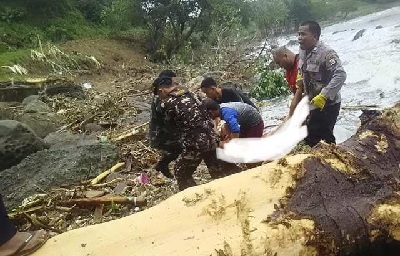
top-left (90, 162), bottom-right (125, 185)
top-left (112, 122), bottom-right (149, 142)
top-left (57, 196), bottom-right (147, 207)
top-left (33, 103), bottom-right (400, 256)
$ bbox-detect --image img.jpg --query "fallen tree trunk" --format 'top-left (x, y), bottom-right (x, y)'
top-left (32, 103), bottom-right (400, 256)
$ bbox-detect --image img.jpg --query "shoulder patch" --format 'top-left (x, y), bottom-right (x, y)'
top-left (326, 52), bottom-right (340, 70)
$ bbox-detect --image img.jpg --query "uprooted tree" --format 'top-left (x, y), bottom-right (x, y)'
top-left (32, 103), bottom-right (400, 256)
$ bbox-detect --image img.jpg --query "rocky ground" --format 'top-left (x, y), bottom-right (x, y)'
top-left (0, 38), bottom-right (259, 235)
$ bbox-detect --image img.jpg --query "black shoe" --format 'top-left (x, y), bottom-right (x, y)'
top-left (155, 162), bottom-right (174, 178)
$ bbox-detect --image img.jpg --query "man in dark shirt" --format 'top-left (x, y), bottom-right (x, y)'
top-left (200, 77), bottom-right (258, 109)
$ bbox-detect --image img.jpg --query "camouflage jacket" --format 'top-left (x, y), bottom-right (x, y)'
top-left (149, 96), bottom-right (180, 150)
top-left (162, 88), bottom-right (218, 154)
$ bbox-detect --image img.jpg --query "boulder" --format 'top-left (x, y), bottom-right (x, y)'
top-left (43, 80), bottom-right (84, 99)
top-left (0, 120), bottom-right (46, 171)
top-left (352, 29), bottom-right (366, 41)
top-left (0, 86), bottom-right (40, 102)
top-left (82, 123), bottom-right (105, 133)
top-left (16, 112), bottom-right (61, 138)
top-left (22, 95), bottom-right (40, 105)
top-left (375, 25), bottom-right (383, 29)
top-left (0, 133), bottom-right (119, 209)
top-left (0, 109), bottom-right (12, 120)
top-left (23, 100), bottom-right (51, 113)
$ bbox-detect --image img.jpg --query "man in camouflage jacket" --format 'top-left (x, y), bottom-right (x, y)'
top-left (149, 70), bottom-right (181, 178)
top-left (153, 76), bottom-right (240, 190)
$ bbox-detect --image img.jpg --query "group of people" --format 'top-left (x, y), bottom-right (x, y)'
top-left (0, 20), bottom-right (345, 255)
top-left (150, 20), bottom-right (346, 189)
top-left (273, 20), bottom-right (346, 147)
top-left (149, 70), bottom-right (265, 190)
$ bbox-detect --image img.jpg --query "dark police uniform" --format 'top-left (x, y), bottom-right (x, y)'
top-left (299, 41), bottom-right (346, 147)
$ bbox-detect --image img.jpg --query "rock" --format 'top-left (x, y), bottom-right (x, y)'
top-left (44, 131), bottom-right (96, 146)
top-left (352, 29), bottom-right (366, 41)
top-left (391, 39), bottom-right (400, 44)
top-left (83, 123), bottom-right (104, 133)
top-left (16, 113), bottom-right (61, 138)
top-left (23, 100), bottom-right (51, 113)
top-left (84, 190), bottom-right (106, 198)
top-left (375, 25), bottom-right (383, 29)
top-left (22, 95), bottom-right (40, 105)
top-left (0, 136), bottom-right (118, 209)
top-left (0, 109), bottom-right (12, 120)
top-left (0, 120), bottom-right (46, 171)
top-left (43, 80), bottom-right (84, 99)
top-left (0, 86), bottom-right (41, 102)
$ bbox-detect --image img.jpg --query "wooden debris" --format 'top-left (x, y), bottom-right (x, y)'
top-left (57, 196), bottom-right (147, 207)
top-left (94, 204), bottom-right (104, 224)
top-left (112, 122), bottom-right (149, 142)
top-left (342, 104), bottom-right (379, 110)
top-left (84, 190), bottom-right (106, 198)
top-left (90, 162), bottom-right (125, 185)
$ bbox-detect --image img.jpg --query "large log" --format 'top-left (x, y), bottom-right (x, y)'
top-left (32, 103), bottom-right (400, 256)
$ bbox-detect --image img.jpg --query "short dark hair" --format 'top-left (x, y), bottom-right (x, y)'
top-left (152, 76), bottom-right (173, 94)
top-left (200, 77), bottom-right (217, 88)
top-left (300, 21), bottom-right (321, 39)
top-left (203, 98), bottom-right (220, 111)
top-left (158, 70), bottom-right (176, 78)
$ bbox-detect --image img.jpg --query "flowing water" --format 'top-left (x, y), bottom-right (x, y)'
top-left (260, 6), bottom-right (400, 143)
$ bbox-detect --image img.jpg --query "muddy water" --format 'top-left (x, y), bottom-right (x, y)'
top-left (261, 6), bottom-right (400, 143)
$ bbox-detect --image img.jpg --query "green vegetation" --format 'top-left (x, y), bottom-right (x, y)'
top-left (1, 0), bottom-right (399, 60)
top-left (250, 63), bottom-right (290, 100)
top-left (0, 0), bottom-right (399, 84)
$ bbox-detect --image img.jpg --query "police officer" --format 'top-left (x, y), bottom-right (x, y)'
top-left (153, 76), bottom-right (241, 190)
top-left (298, 21), bottom-right (346, 147)
top-left (149, 70), bottom-right (181, 178)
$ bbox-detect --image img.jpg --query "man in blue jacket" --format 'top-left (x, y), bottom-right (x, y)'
top-left (204, 99), bottom-right (264, 147)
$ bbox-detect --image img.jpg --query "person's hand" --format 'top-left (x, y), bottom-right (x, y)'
top-left (219, 140), bottom-right (228, 148)
top-left (311, 93), bottom-right (326, 110)
top-left (230, 133), bottom-right (240, 139)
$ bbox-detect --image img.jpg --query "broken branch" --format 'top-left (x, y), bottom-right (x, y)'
top-left (90, 162), bottom-right (125, 185)
top-left (57, 196), bottom-right (147, 207)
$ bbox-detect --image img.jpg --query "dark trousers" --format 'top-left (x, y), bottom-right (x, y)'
top-left (305, 103), bottom-right (341, 147)
top-left (0, 194), bottom-right (16, 245)
top-left (240, 121), bottom-right (264, 138)
top-left (156, 147), bottom-right (182, 170)
top-left (175, 150), bottom-right (241, 191)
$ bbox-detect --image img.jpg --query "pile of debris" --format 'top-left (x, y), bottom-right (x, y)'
top-left (4, 77), bottom-right (217, 236)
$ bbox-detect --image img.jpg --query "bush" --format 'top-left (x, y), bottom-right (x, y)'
top-left (250, 63), bottom-right (289, 100)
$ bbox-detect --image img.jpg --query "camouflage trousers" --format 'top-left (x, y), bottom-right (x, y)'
top-left (175, 149), bottom-right (242, 191)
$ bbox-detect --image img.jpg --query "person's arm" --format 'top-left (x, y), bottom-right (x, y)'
top-left (320, 51), bottom-right (346, 100)
top-left (221, 107), bottom-right (240, 138)
top-left (288, 80), bottom-right (304, 117)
